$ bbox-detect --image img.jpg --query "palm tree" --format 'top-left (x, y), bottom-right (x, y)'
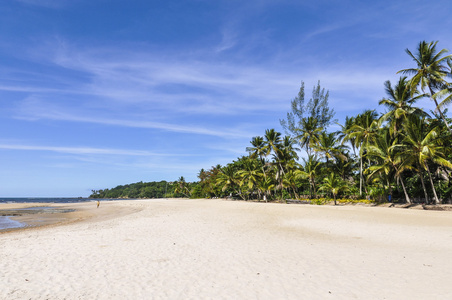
top-left (398, 116), bottom-right (452, 204)
top-left (246, 136), bottom-right (266, 161)
top-left (294, 117), bottom-right (322, 156)
top-left (217, 165), bottom-right (243, 199)
top-left (379, 76), bottom-right (426, 138)
top-left (319, 173), bottom-right (349, 205)
top-left (174, 176), bottom-right (190, 198)
top-left (237, 158), bottom-right (263, 200)
top-left (346, 110), bottom-right (379, 196)
top-left (258, 177), bottom-right (275, 202)
top-left (263, 129), bottom-right (286, 193)
top-left (263, 129), bottom-right (282, 157)
top-left (246, 136), bottom-right (268, 178)
top-left (296, 155), bottom-right (321, 199)
top-left (398, 41), bottom-right (452, 131)
top-left (282, 169), bottom-right (301, 200)
top-left (277, 136), bottom-right (300, 172)
top-left (313, 131), bottom-right (347, 169)
top-left (338, 116), bottom-right (357, 156)
top-left (365, 128), bottom-right (411, 203)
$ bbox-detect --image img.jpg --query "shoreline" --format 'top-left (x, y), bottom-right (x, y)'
top-left (0, 201), bottom-right (142, 233)
top-left (1, 198), bottom-right (451, 233)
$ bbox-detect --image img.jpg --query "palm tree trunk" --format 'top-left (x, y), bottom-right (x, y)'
top-left (359, 155), bottom-right (363, 196)
top-left (429, 86), bottom-right (452, 132)
top-left (419, 168), bottom-right (429, 204)
top-left (386, 178), bottom-right (392, 202)
top-left (309, 182), bottom-right (313, 199)
top-left (426, 164), bottom-right (440, 204)
top-left (312, 178), bottom-right (317, 198)
top-left (398, 174), bottom-right (411, 204)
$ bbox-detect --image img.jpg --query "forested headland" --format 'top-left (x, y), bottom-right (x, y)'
top-left (90, 41), bottom-right (452, 205)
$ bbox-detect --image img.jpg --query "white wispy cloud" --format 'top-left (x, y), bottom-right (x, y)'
top-left (38, 40), bottom-right (393, 112)
top-left (14, 0), bottom-right (78, 9)
top-left (15, 96), bottom-right (252, 138)
top-left (0, 143), bottom-right (172, 156)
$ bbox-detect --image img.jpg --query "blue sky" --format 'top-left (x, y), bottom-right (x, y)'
top-left (1, 0), bottom-right (451, 197)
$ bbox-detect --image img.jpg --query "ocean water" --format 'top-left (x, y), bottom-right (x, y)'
top-left (0, 216), bottom-right (25, 230)
top-left (0, 198), bottom-right (94, 204)
top-left (0, 198), bottom-right (97, 231)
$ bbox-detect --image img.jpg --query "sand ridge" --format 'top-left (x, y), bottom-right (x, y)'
top-left (1, 199), bottom-right (451, 299)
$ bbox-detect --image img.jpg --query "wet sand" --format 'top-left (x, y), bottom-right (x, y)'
top-left (0, 201), bottom-right (139, 232)
top-left (1, 199), bottom-right (452, 299)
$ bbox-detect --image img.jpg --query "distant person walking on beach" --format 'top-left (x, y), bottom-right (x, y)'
top-left (97, 200), bottom-right (100, 208)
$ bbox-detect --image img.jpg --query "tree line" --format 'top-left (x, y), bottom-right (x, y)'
top-left (89, 179), bottom-right (197, 199)
top-left (91, 41), bottom-right (452, 205)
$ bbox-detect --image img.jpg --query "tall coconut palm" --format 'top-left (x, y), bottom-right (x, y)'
top-left (338, 116), bottom-right (357, 156)
top-left (246, 136), bottom-right (266, 161)
top-left (263, 129), bottom-right (286, 193)
top-left (314, 131), bottom-right (347, 169)
top-left (278, 136), bottom-right (300, 170)
top-left (399, 116), bottom-right (452, 204)
top-left (379, 76), bottom-right (426, 138)
top-left (263, 129), bottom-right (282, 157)
top-left (246, 136), bottom-right (268, 178)
top-left (346, 110), bottom-right (380, 196)
top-left (294, 116), bottom-right (322, 156)
top-left (398, 41), bottom-right (452, 131)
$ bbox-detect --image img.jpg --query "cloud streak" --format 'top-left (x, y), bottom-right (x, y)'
top-left (0, 143), bottom-right (173, 156)
top-left (16, 97), bottom-right (252, 138)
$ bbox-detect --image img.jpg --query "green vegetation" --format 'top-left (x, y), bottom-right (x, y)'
top-left (90, 41), bottom-right (452, 205)
top-left (89, 179), bottom-right (197, 199)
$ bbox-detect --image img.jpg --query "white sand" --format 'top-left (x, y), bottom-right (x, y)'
top-left (1, 199), bottom-right (452, 299)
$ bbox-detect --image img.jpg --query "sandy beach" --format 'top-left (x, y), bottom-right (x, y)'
top-left (1, 199), bottom-right (452, 299)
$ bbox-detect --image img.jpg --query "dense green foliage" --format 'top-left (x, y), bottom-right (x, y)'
top-left (89, 177), bottom-right (198, 199)
top-left (91, 41), bottom-right (452, 205)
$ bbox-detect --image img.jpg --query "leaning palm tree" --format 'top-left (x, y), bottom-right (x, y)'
top-left (174, 176), bottom-right (190, 198)
top-left (318, 173), bottom-right (349, 205)
top-left (398, 41), bottom-right (452, 131)
top-left (365, 128), bottom-right (411, 203)
top-left (398, 116), bottom-right (452, 204)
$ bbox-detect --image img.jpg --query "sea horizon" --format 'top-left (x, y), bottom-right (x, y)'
top-left (0, 197), bottom-right (95, 204)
